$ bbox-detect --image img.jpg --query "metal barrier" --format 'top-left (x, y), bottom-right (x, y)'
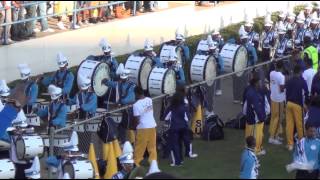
top-left (0, 1), bottom-right (136, 44)
top-left (47, 55), bottom-right (291, 178)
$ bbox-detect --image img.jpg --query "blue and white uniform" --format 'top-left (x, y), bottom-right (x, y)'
top-left (240, 148), bottom-right (259, 179)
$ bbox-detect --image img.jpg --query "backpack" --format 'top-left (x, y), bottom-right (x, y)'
top-left (201, 114), bottom-right (224, 141)
top-left (97, 117), bottom-right (118, 143)
top-left (225, 113), bottom-right (247, 130)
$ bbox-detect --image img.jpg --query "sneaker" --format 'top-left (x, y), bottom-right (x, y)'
top-left (215, 90), bottom-right (222, 96)
top-left (287, 145), bottom-right (294, 151)
top-left (276, 136), bottom-right (284, 141)
top-left (2, 38), bottom-right (15, 45)
top-left (70, 24), bottom-right (80, 29)
top-left (268, 138), bottom-right (282, 145)
top-left (42, 28), bottom-right (55, 33)
top-left (57, 21), bottom-right (66, 30)
top-left (233, 100), bottom-right (240, 104)
top-left (188, 153), bottom-right (198, 158)
top-left (256, 149), bottom-right (266, 156)
top-left (170, 163), bottom-right (182, 167)
top-left (33, 28), bottom-right (40, 33)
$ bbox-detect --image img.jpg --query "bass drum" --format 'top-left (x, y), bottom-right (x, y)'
top-left (125, 55), bottom-right (153, 91)
top-left (0, 159), bottom-right (16, 179)
top-left (15, 135), bottom-right (44, 160)
top-left (148, 67), bottom-right (176, 96)
top-left (219, 43), bottom-right (248, 77)
top-left (77, 59), bottom-right (110, 97)
top-left (159, 42), bottom-right (183, 65)
top-left (190, 54), bottom-right (217, 86)
top-left (63, 160), bottom-right (95, 179)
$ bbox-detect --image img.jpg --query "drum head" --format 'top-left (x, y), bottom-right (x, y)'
top-left (92, 63), bottom-right (110, 97)
top-left (234, 45), bottom-right (248, 77)
top-left (163, 69), bottom-right (176, 94)
top-left (15, 138), bottom-right (25, 160)
top-left (176, 47), bottom-right (183, 65)
top-left (205, 56), bottom-right (217, 86)
top-left (63, 162), bottom-right (75, 179)
top-left (139, 58), bottom-right (153, 91)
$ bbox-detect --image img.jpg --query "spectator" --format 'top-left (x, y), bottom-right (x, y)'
top-left (1, 1), bottom-right (14, 44)
top-left (285, 65), bottom-right (309, 151)
top-left (311, 69), bottom-right (320, 97)
top-left (133, 86), bottom-right (157, 166)
top-left (54, 1), bottom-right (79, 30)
top-left (33, 1), bottom-right (54, 33)
top-left (11, 1), bottom-right (29, 41)
top-left (302, 55), bottom-right (316, 96)
top-left (240, 136), bottom-right (259, 179)
top-left (306, 96), bottom-right (320, 138)
top-left (24, 1), bottom-right (37, 38)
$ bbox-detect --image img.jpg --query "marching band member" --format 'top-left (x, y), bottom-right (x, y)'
top-left (295, 11), bottom-right (307, 50)
top-left (207, 35), bottom-right (224, 96)
top-left (112, 141), bottom-right (136, 179)
top-left (304, 3), bottom-right (313, 28)
top-left (0, 80), bottom-right (10, 112)
top-left (275, 11), bottom-right (287, 32)
top-left (17, 64), bottom-right (38, 114)
top-left (233, 26), bottom-right (258, 104)
top-left (163, 49), bottom-right (186, 86)
top-left (240, 136), bottom-right (260, 179)
top-left (96, 38), bottom-right (119, 80)
top-left (309, 12), bottom-right (320, 52)
top-left (36, 85), bottom-right (68, 128)
top-left (102, 65), bottom-right (136, 143)
top-left (243, 75), bottom-right (270, 156)
top-left (68, 75), bottom-right (97, 119)
top-left (285, 10), bottom-right (296, 32)
top-left (244, 16), bottom-right (259, 49)
top-left (211, 29), bottom-right (225, 50)
top-left (315, 2), bottom-right (320, 18)
top-left (173, 28), bottom-right (190, 65)
top-left (260, 13), bottom-right (278, 62)
top-left (41, 52), bottom-right (75, 98)
top-left (274, 22), bottom-right (293, 58)
top-left (141, 39), bottom-right (161, 67)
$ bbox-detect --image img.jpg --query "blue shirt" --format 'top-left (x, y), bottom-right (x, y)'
top-left (293, 138), bottom-right (320, 170)
top-left (101, 55), bottom-right (119, 80)
top-left (37, 101), bottom-right (67, 128)
top-left (312, 73), bottom-right (320, 96)
top-left (286, 76), bottom-right (309, 106)
top-left (69, 91), bottom-right (97, 115)
top-left (42, 70), bottom-right (74, 96)
top-left (240, 148), bottom-right (259, 179)
top-left (24, 80), bottom-right (39, 106)
top-left (105, 80), bottom-right (136, 105)
top-left (165, 104), bottom-right (190, 130)
top-left (245, 43), bottom-right (258, 66)
top-left (0, 104), bottom-right (18, 141)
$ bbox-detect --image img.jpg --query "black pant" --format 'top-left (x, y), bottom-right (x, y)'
top-left (15, 163), bottom-right (32, 179)
top-left (0, 150), bottom-right (9, 159)
top-left (296, 170), bottom-right (319, 179)
top-left (169, 128), bottom-right (192, 165)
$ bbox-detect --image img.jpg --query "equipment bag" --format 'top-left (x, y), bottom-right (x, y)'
top-left (225, 113), bottom-right (247, 130)
top-left (201, 114), bottom-right (224, 141)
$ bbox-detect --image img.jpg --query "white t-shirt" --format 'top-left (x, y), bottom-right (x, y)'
top-left (133, 97), bottom-right (157, 129)
top-left (270, 71), bottom-right (286, 102)
top-left (303, 68), bottom-right (316, 95)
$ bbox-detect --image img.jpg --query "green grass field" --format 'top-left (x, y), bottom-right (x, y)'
top-left (157, 128), bottom-right (297, 179)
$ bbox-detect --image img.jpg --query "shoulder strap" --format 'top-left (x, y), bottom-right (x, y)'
top-left (25, 81), bottom-right (35, 95)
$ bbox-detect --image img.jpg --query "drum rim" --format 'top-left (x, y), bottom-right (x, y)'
top-left (232, 45), bottom-right (248, 76)
top-left (138, 56), bottom-right (153, 91)
top-left (203, 55), bottom-right (216, 80)
top-left (63, 160), bottom-right (95, 179)
top-left (160, 42), bottom-right (183, 65)
top-left (162, 68), bottom-right (175, 94)
top-left (16, 136), bottom-right (45, 160)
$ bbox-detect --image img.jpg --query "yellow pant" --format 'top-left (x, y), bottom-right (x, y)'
top-left (134, 128), bottom-right (157, 166)
top-left (127, 130), bottom-right (136, 144)
top-left (245, 122), bottom-right (264, 153)
top-left (286, 102), bottom-right (304, 146)
top-left (269, 101), bottom-right (285, 138)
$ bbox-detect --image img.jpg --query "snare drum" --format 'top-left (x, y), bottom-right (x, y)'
top-left (219, 43), bottom-right (248, 77)
top-left (39, 101), bottom-right (50, 110)
top-left (63, 160), bottom-right (95, 179)
top-left (85, 120), bottom-right (101, 132)
top-left (0, 159), bottom-right (16, 179)
top-left (160, 43), bottom-right (183, 65)
top-left (15, 135), bottom-right (44, 160)
top-left (125, 55), bottom-right (153, 91)
top-left (77, 59), bottom-right (110, 97)
top-left (190, 54), bottom-right (217, 86)
top-left (196, 39), bottom-right (210, 52)
top-left (110, 112), bottom-right (122, 124)
top-left (53, 134), bottom-right (70, 148)
top-left (74, 121), bottom-right (85, 133)
top-left (26, 114), bottom-right (41, 127)
top-left (0, 140), bottom-right (10, 151)
top-left (148, 67), bottom-right (176, 96)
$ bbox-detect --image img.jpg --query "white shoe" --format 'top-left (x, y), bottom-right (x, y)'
top-left (33, 28), bottom-right (40, 33)
top-left (215, 90), bottom-right (222, 96)
top-left (188, 153), bottom-right (198, 158)
top-left (276, 136), bottom-right (284, 141)
top-left (268, 138), bottom-right (282, 145)
top-left (42, 28), bottom-right (55, 33)
top-left (57, 22), bottom-right (66, 30)
top-left (233, 100), bottom-right (240, 104)
top-left (256, 149), bottom-right (266, 156)
top-left (287, 145), bottom-right (294, 151)
top-left (70, 23), bottom-right (80, 29)
top-left (170, 163), bottom-right (182, 167)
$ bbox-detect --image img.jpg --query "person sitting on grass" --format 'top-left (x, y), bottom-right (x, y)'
top-left (240, 136), bottom-right (260, 179)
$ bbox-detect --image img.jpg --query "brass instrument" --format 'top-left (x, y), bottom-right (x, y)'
top-left (258, 31), bottom-right (266, 52)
